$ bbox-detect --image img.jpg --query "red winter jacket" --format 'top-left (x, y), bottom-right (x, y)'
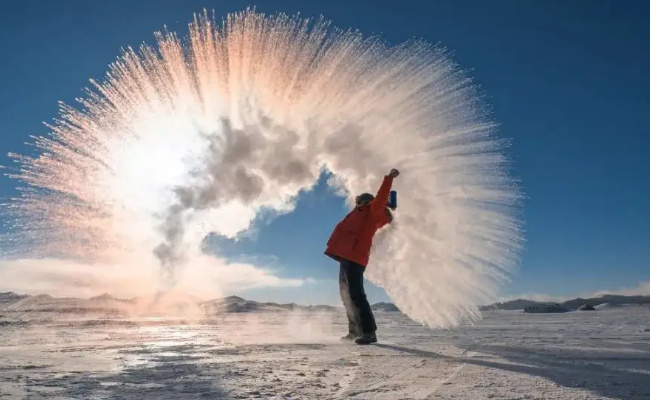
top-left (324, 175), bottom-right (394, 267)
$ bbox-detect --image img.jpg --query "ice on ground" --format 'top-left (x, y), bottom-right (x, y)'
top-left (1, 306), bottom-right (649, 399)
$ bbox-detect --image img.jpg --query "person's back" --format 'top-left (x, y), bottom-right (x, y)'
top-left (324, 168), bottom-right (400, 345)
top-left (324, 198), bottom-right (391, 266)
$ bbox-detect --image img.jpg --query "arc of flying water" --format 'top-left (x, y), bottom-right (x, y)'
top-left (0, 9), bottom-right (524, 328)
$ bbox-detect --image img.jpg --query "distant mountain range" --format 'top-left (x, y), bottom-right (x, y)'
top-left (4, 291), bottom-right (646, 317)
top-left (370, 302), bottom-right (400, 312)
top-left (0, 292), bottom-right (401, 316)
top-left (201, 296), bottom-right (339, 314)
top-left (481, 294), bottom-right (650, 311)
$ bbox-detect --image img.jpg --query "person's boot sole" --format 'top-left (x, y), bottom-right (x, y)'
top-left (354, 337), bottom-right (377, 345)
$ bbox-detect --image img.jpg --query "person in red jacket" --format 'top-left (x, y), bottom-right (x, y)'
top-left (324, 168), bottom-right (400, 345)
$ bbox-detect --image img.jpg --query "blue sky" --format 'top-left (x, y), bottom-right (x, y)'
top-left (0, 0), bottom-right (649, 304)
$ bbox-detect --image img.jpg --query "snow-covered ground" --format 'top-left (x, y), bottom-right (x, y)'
top-left (1, 306), bottom-right (649, 399)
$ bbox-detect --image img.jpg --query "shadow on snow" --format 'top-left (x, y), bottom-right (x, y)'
top-left (375, 343), bottom-right (650, 400)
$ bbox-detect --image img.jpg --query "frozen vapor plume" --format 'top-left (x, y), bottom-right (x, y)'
top-left (0, 9), bottom-right (523, 328)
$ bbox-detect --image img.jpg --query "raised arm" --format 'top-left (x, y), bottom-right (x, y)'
top-left (371, 169), bottom-right (399, 216)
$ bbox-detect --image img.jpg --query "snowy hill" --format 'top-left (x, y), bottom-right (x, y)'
top-left (0, 292), bottom-right (340, 316)
top-left (371, 302), bottom-right (400, 312)
top-left (480, 299), bottom-right (540, 311)
top-left (0, 292), bottom-right (29, 306)
top-left (6, 291), bottom-right (647, 316)
top-left (0, 292), bottom-right (406, 317)
top-left (194, 296), bottom-right (339, 315)
top-left (202, 296), bottom-right (303, 314)
top-left (484, 295), bottom-right (650, 311)
top-left (1, 292), bottom-right (143, 315)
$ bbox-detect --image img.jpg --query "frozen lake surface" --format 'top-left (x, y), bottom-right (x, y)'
top-left (1, 306), bottom-right (649, 399)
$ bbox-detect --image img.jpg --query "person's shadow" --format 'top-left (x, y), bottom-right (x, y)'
top-left (374, 343), bottom-right (650, 400)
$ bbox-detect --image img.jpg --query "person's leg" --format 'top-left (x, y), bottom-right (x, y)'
top-left (339, 260), bottom-right (361, 338)
top-left (344, 260), bottom-right (377, 341)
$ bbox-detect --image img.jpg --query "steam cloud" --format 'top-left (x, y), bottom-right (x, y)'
top-left (154, 117), bottom-right (318, 283)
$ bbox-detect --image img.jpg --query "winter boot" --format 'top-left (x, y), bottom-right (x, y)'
top-left (354, 332), bottom-right (377, 345)
top-left (340, 332), bottom-right (359, 342)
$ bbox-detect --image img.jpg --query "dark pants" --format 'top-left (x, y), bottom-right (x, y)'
top-left (339, 259), bottom-right (377, 335)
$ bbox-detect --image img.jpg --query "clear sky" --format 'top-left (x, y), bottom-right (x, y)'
top-left (0, 0), bottom-right (648, 304)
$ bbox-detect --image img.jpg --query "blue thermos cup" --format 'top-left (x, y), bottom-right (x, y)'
top-left (388, 190), bottom-right (397, 209)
